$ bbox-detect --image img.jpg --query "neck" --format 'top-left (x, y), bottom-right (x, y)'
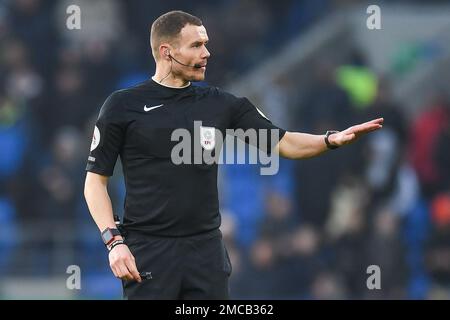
top-left (153, 65), bottom-right (190, 88)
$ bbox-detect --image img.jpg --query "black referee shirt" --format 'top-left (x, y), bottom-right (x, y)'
top-left (86, 79), bottom-right (286, 236)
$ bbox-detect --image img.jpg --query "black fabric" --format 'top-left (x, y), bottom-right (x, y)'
top-left (86, 79), bottom-right (286, 237)
top-left (122, 228), bottom-right (231, 300)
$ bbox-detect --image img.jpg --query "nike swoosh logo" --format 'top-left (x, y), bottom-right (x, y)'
top-left (144, 104), bottom-right (164, 112)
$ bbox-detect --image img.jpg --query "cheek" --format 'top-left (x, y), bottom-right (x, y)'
top-left (179, 48), bottom-right (195, 58)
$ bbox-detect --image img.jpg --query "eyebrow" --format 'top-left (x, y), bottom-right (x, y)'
top-left (191, 40), bottom-right (209, 46)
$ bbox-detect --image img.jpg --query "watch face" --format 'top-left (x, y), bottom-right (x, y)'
top-left (102, 230), bottom-right (114, 244)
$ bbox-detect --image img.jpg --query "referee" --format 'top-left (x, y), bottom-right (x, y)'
top-left (84, 10), bottom-right (383, 300)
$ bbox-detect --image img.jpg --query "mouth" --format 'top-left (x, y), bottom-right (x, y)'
top-left (198, 62), bottom-right (207, 70)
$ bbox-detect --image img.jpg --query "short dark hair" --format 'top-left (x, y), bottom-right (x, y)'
top-left (150, 10), bottom-right (202, 60)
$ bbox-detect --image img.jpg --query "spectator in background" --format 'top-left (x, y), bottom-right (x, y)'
top-left (0, 197), bottom-right (19, 274)
top-left (335, 49), bottom-right (378, 111)
top-left (409, 92), bottom-right (450, 199)
top-left (55, 0), bottom-right (123, 100)
top-left (426, 193), bottom-right (450, 298)
top-left (364, 80), bottom-right (408, 202)
top-left (310, 271), bottom-right (348, 299)
top-left (296, 60), bottom-right (354, 133)
top-left (8, 0), bottom-right (57, 78)
top-left (36, 126), bottom-right (85, 222)
top-left (9, 126), bottom-right (85, 226)
top-left (284, 224), bottom-right (325, 298)
top-left (41, 65), bottom-right (90, 141)
top-left (231, 237), bottom-right (282, 299)
top-left (1, 36), bottom-right (48, 150)
top-left (365, 208), bottom-right (407, 299)
top-left (293, 60), bottom-right (361, 229)
top-left (0, 73), bottom-right (35, 227)
top-left (434, 117), bottom-right (450, 192)
top-left (325, 175), bottom-right (369, 298)
top-left (0, 81), bottom-right (28, 182)
top-left (2, 38), bottom-right (43, 100)
top-left (260, 191), bottom-right (296, 239)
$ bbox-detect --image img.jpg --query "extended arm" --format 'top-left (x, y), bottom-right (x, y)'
top-left (275, 118), bottom-right (384, 159)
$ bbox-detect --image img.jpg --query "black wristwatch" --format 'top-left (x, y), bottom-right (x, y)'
top-left (101, 227), bottom-right (121, 246)
top-left (325, 130), bottom-right (339, 150)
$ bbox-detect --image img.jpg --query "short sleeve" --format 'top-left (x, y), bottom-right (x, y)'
top-left (85, 91), bottom-right (126, 176)
top-left (230, 96), bottom-right (286, 154)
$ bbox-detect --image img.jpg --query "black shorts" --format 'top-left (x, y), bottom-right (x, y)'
top-left (122, 228), bottom-right (232, 300)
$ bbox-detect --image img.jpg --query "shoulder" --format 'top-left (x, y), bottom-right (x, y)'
top-left (98, 89), bottom-right (128, 120)
top-left (196, 85), bottom-right (247, 107)
top-left (100, 80), bottom-right (147, 110)
top-left (207, 86), bottom-right (235, 99)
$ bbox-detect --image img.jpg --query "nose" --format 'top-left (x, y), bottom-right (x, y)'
top-left (202, 46), bottom-right (210, 59)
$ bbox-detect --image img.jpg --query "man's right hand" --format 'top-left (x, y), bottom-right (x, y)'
top-left (109, 244), bottom-right (142, 283)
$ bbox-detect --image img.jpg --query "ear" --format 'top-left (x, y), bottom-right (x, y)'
top-left (159, 44), bottom-right (171, 61)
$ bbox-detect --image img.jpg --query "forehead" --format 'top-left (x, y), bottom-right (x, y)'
top-left (179, 24), bottom-right (208, 43)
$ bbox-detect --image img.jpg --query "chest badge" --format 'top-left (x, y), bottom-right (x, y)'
top-left (200, 126), bottom-right (216, 151)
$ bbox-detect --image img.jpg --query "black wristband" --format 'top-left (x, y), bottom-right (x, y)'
top-left (108, 240), bottom-right (125, 252)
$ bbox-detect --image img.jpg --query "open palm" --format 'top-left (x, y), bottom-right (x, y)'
top-left (331, 118), bottom-right (384, 146)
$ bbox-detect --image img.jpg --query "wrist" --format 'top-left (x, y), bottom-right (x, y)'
top-left (112, 235), bottom-right (123, 242)
top-left (101, 227), bottom-right (122, 246)
top-left (328, 134), bottom-right (338, 145)
top-left (324, 130), bottom-right (339, 149)
top-left (107, 239), bottom-right (125, 252)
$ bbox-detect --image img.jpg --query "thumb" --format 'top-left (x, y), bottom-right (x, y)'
top-left (344, 133), bottom-right (356, 142)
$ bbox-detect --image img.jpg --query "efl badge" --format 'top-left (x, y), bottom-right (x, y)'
top-left (200, 126), bottom-right (215, 151)
top-left (90, 125), bottom-right (100, 151)
top-left (255, 106), bottom-right (269, 120)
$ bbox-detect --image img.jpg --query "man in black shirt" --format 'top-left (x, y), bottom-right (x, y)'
top-left (84, 10), bottom-right (383, 299)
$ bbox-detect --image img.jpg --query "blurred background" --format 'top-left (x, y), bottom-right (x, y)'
top-left (1, 0), bottom-right (450, 299)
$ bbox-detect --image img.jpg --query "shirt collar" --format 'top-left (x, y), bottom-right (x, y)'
top-left (151, 76), bottom-right (191, 89)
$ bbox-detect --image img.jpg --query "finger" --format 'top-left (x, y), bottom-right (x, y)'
top-left (367, 118), bottom-right (384, 125)
top-left (125, 258), bottom-right (142, 283)
top-left (354, 119), bottom-right (383, 131)
top-left (117, 262), bottom-right (134, 281)
top-left (360, 118), bottom-right (383, 126)
top-left (345, 119), bottom-right (383, 135)
top-left (113, 262), bottom-right (124, 278)
top-left (361, 124), bottom-right (383, 133)
top-left (342, 133), bottom-right (356, 143)
top-left (114, 265), bottom-right (126, 280)
top-left (353, 123), bottom-right (382, 134)
top-left (110, 264), bottom-right (119, 278)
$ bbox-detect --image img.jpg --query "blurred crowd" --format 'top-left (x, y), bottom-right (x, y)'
top-left (221, 52), bottom-right (450, 299)
top-left (0, 0), bottom-right (449, 299)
